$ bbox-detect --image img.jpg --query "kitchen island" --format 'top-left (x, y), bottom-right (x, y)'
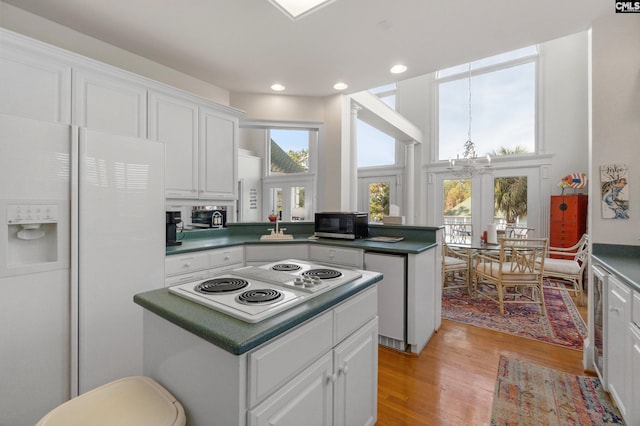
top-left (164, 221), bottom-right (442, 354)
top-left (135, 268), bottom-right (381, 426)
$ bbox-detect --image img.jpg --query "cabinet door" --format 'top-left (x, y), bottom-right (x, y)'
top-left (148, 91), bottom-right (199, 198)
top-left (333, 318), bottom-right (378, 426)
top-left (73, 68), bottom-right (147, 138)
top-left (248, 352), bottom-right (333, 426)
top-left (607, 276), bottom-right (630, 420)
top-left (0, 39), bottom-right (71, 123)
top-left (630, 325), bottom-right (640, 426)
top-left (199, 107), bottom-right (238, 199)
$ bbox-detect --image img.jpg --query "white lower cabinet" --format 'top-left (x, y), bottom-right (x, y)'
top-left (630, 323), bottom-right (640, 426)
top-left (606, 275), bottom-right (631, 422)
top-left (248, 317), bottom-right (378, 426)
top-left (248, 352), bottom-right (334, 426)
top-left (165, 246), bottom-right (244, 285)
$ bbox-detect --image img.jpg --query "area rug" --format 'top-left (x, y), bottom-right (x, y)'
top-left (442, 280), bottom-right (587, 350)
top-left (491, 356), bottom-right (624, 425)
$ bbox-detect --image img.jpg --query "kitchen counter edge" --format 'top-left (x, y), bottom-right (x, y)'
top-left (134, 270), bottom-right (382, 355)
top-left (166, 233), bottom-right (438, 256)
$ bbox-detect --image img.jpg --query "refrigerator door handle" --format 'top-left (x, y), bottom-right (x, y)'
top-left (70, 126), bottom-right (80, 398)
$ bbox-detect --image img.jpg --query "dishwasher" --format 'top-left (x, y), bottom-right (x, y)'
top-left (364, 252), bottom-right (407, 351)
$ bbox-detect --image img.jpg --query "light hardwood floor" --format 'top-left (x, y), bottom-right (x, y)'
top-left (377, 294), bottom-right (590, 425)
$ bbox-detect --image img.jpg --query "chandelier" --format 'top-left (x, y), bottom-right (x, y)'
top-left (447, 64), bottom-right (493, 178)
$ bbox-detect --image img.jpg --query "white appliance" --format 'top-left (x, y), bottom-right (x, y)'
top-left (591, 265), bottom-right (609, 388)
top-left (169, 259), bottom-right (362, 323)
top-left (0, 114), bottom-right (165, 425)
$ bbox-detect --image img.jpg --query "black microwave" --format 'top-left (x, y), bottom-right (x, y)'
top-left (314, 212), bottom-right (369, 240)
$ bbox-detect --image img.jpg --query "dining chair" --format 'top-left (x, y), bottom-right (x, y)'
top-left (505, 225), bottom-right (535, 239)
top-left (444, 222), bottom-right (473, 245)
top-left (474, 238), bottom-right (548, 315)
top-left (442, 242), bottom-right (471, 295)
top-left (540, 233), bottom-right (589, 304)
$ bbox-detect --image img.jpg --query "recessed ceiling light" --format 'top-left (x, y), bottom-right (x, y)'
top-left (271, 83), bottom-right (286, 92)
top-left (333, 82), bottom-right (348, 91)
top-left (269, 0), bottom-right (337, 20)
top-left (390, 64), bottom-right (408, 74)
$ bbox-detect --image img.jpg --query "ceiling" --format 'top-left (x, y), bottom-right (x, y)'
top-left (3, 0), bottom-right (609, 97)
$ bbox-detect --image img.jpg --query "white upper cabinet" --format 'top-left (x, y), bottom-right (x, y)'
top-left (148, 91), bottom-right (199, 198)
top-left (0, 33), bottom-right (71, 123)
top-left (73, 68), bottom-right (147, 138)
top-left (199, 106), bottom-right (239, 200)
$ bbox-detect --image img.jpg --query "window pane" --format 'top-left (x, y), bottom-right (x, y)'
top-left (368, 182), bottom-right (390, 223)
top-left (290, 186), bottom-right (306, 221)
top-left (357, 120), bottom-right (395, 167)
top-left (270, 129), bottom-right (309, 174)
top-left (494, 176), bottom-right (528, 228)
top-left (438, 62), bottom-right (535, 160)
top-left (267, 187), bottom-right (283, 220)
top-left (443, 179), bottom-right (472, 244)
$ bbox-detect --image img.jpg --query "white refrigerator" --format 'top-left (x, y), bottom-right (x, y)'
top-left (0, 114), bottom-right (165, 425)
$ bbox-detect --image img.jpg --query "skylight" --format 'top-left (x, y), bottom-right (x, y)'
top-left (269, 0), bottom-right (337, 20)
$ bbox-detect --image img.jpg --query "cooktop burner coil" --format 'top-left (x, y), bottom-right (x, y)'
top-left (195, 278), bottom-right (249, 294)
top-left (237, 289), bottom-right (284, 305)
top-left (301, 269), bottom-right (343, 280)
top-left (271, 263), bottom-right (302, 272)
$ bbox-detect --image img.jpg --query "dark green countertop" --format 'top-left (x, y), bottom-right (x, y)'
top-left (592, 243), bottom-right (640, 293)
top-left (134, 270), bottom-right (382, 355)
top-left (166, 222), bottom-right (440, 256)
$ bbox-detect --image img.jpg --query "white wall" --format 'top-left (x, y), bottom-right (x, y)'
top-left (0, 1), bottom-right (229, 105)
top-left (230, 92), bottom-right (346, 212)
top-left (590, 14), bottom-right (640, 245)
top-left (230, 93), bottom-right (325, 122)
top-left (540, 31), bottom-right (590, 197)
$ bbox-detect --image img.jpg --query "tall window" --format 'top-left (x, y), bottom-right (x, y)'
top-left (262, 126), bottom-right (318, 222)
top-left (437, 46), bottom-right (538, 161)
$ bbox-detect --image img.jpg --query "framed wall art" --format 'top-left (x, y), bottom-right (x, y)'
top-left (600, 163), bottom-right (629, 219)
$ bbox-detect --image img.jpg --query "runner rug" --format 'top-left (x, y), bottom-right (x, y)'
top-left (442, 280), bottom-right (587, 350)
top-left (490, 356), bottom-right (624, 425)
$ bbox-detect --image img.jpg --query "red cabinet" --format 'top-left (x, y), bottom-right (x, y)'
top-left (550, 194), bottom-right (587, 250)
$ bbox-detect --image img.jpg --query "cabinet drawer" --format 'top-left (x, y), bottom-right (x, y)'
top-left (309, 245), bottom-right (364, 268)
top-left (334, 286), bottom-right (378, 344)
top-left (248, 311), bottom-right (333, 407)
top-left (633, 290), bottom-right (640, 329)
top-left (165, 252), bottom-right (209, 276)
top-left (245, 244), bottom-right (309, 263)
top-left (209, 246), bottom-right (244, 268)
top-left (165, 270), bottom-right (210, 287)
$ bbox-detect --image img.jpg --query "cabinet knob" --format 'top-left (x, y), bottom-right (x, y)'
top-left (339, 365), bottom-right (349, 376)
top-left (182, 262), bottom-right (191, 268)
top-left (327, 373), bottom-right (337, 384)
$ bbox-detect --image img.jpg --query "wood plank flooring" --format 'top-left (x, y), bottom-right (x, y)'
top-left (377, 294), bottom-right (590, 425)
